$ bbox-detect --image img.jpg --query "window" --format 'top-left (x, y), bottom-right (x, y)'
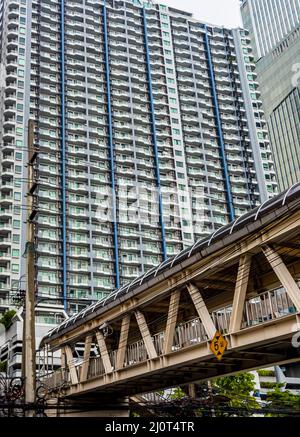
top-left (14, 192), bottom-right (21, 201)
top-left (16, 140), bottom-right (23, 148)
top-left (12, 264), bottom-right (19, 273)
top-left (166, 68), bottom-right (174, 74)
top-left (169, 98), bottom-right (177, 104)
top-left (15, 152), bottom-right (22, 160)
top-left (12, 249), bottom-right (20, 257)
top-left (165, 49), bottom-right (171, 55)
top-left (18, 69), bottom-right (24, 77)
top-left (172, 118), bottom-right (179, 124)
top-left (176, 161), bottom-right (183, 167)
top-left (167, 78), bottom-right (175, 84)
top-left (177, 173), bottom-right (184, 179)
top-left (19, 27), bottom-right (26, 34)
top-left (15, 165), bottom-right (22, 173)
top-left (175, 150), bottom-right (182, 156)
top-left (19, 37), bottom-right (25, 44)
top-left (174, 139), bottom-right (181, 145)
top-left (13, 235), bottom-right (20, 244)
top-left (172, 128), bottom-right (180, 135)
top-left (13, 220), bottom-right (20, 229)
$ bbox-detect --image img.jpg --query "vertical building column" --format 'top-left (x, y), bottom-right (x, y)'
top-left (102, 1), bottom-right (120, 288)
top-left (203, 26), bottom-right (235, 222)
top-left (232, 29), bottom-right (269, 203)
top-left (142, 6), bottom-right (167, 261)
top-left (60, 0), bottom-right (68, 310)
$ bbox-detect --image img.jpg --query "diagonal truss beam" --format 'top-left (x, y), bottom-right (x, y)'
top-left (262, 244), bottom-right (300, 312)
top-left (135, 310), bottom-right (157, 359)
top-left (96, 331), bottom-right (113, 374)
top-left (229, 254), bottom-right (252, 333)
top-left (187, 283), bottom-right (216, 339)
top-left (80, 334), bottom-right (93, 382)
top-left (164, 290), bottom-right (181, 354)
top-left (116, 315), bottom-right (131, 370)
top-left (64, 345), bottom-right (78, 385)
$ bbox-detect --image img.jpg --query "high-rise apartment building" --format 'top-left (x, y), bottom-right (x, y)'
top-left (241, 0), bottom-right (300, 191)
top-left (0, 0), bottom-right (276, 317)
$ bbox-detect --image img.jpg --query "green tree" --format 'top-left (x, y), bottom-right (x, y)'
top-left (266, 386), bottom-right (300, 416)
top-left (0, 360), bottom-right (7, 373)
top-left (169, 387), bottom-right (185, 400)
top-left (213, 373), bottom-right (260, 415)
top-left (0, 309), bottom-right (16, 329)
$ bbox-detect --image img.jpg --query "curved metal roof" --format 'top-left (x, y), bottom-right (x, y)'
top-left (41, 182), bottom-right (300, 344)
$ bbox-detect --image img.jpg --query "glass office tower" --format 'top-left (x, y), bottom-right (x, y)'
top-left (241, 0), bottom-right (300, 191)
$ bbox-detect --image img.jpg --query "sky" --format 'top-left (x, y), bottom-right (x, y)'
top-left (159, 0), bottom-right (243, 28)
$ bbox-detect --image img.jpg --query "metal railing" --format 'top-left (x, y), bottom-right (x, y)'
top-left (243, 287), bottom-right (296, 327)
top-left (41, 367), bottom-right (70, 390)
top-left (212, 306), bottom-right (232, 334)
top-left (88, 357), bottom-right (105, 379)
top-left (124, 339), bottom-right (148, 367)
top-left (173, 318), bottom-right (207, 349)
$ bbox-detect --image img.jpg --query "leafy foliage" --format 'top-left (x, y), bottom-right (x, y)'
top-left (0, 310), bottom-right (17, 329)
top-left (257, 369), bottom-right (275, 377)
top-left (0, 360), bottom-right (7, 373)
top-left (260, 381), bottom-right (284, 389)
top-left (266, 387), bottom-right (300, 416)
top-left (213, 373), bottom-right (260, 415)
top-left (169, 387), bottom-right (185, 400)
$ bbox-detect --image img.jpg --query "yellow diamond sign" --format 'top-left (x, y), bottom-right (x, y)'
top-left (210, 331), bottom-right (228, 361)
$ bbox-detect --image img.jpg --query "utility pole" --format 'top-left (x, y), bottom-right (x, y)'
top-left (22, 119), bottom-right (37, 416)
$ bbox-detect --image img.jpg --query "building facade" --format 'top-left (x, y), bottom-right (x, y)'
top-left (241, 0), bottom-right (300, 191)
top-left (240, 0), bottom-right (300, 61)
top-left (0, 0), bottom-right (276, 317)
